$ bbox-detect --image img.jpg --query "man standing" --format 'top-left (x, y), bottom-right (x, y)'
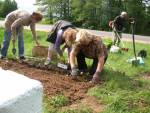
top-left (112, 11), bottom-right (128, 46)
top-left (0, 10), bottom-right (43, 59)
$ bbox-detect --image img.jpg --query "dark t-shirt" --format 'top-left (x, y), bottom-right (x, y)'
top-left (46, 20), bottom-right (75, 43)
top-left (114, 16), bottom-right (125, 31)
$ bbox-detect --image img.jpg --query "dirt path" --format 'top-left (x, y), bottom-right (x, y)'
top-left (0, 59), bottom-right (94, 103)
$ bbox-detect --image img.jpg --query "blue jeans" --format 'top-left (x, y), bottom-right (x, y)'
top-left (1, 29), bottom-right (24, 57)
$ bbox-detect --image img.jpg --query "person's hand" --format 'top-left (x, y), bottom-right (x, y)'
top-left (90, 72), bottom-right (100, 84)
top-left (71, 67), bottom-right (80, 79)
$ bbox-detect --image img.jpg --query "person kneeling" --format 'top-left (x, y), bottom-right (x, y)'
top-left (70, 30), bottom-right (108, 83)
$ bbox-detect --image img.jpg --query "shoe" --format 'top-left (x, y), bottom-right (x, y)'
top-left (44, 59), bottom-right (51, 65)
top-left (19, 56), bottom-right (26, 60)
top-left (0, 55), bottom-right (6, 59)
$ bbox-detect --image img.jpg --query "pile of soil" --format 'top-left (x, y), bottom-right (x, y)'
top-left (0, 59), bottom-right (94, 103)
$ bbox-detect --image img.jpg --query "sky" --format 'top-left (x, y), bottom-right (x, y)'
top-left (15, 0), bottom-right (37, 13)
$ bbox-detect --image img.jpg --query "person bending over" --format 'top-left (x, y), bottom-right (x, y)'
top-left (0, 10), bottom-right (43, 59)
top-left (70, 30), bottom-right (108, 83)
top-left (45, 20), bottom-right (77, 65)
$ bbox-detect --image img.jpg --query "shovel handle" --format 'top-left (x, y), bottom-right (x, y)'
top-left (12, 48), bottom-right (16, 55)
top-left (12, 39), bottom-right (16, 55)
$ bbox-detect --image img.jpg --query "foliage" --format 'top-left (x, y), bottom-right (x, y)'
top-left (0, 0), bottom-right (18, 18)
top-left (43, 96), bottom-right (92, 113)
top-left (87, 40), bottom-right (150, 113)
top-left (49, 95), bottom-right (69, 107)
top-left (36, 0), bottom-right (150, 35)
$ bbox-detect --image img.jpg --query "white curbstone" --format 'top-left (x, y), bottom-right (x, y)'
top-left (0, 68), bottom-right (43, 113)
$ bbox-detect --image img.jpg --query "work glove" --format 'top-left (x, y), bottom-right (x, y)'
top-left (71, 67), bottom-right (80, 79)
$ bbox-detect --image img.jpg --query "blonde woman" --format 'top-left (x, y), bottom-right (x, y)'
top-left (70, 30), bottom-right (108, 83)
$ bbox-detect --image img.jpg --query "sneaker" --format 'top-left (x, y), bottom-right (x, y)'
top-left (0, 55), bottom-right (6, 59)
top-left (19, 56), bottom-right (26, 60)
top-left (44, 59), bottom-right (51, 65)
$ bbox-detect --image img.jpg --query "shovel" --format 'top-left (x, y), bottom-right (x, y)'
top-left (12, 39), bottom-right (16, 55)
top-left (114, 29), bottom-right (129, 52)
top-left (131, 21), bottom-right (139, 66)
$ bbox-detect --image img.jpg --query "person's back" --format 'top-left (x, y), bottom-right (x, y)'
top-left (114, 15), bottom-right (125, 31)
top-left (5, 10), bottom-right (31, 29)
top-left (75, 30), bottom-right (106, 58)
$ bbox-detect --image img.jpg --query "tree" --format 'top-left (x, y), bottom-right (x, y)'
top-left (36, 0), bottom-right (150, 35)
top-left (36, 0), bottom-right (71, 22)
top-left (0, 0), bottom-right (18, 18)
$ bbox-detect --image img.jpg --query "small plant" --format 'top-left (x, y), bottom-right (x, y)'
top-left (49, 95), bottom-right (69, 107)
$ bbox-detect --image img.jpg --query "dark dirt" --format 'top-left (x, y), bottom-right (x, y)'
top-left (142, 73), bottom-right (150, 80)
top-left (0, 59), bottom-right (94, 103)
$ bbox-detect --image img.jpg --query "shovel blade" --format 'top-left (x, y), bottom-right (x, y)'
top-left (12, 48), bottom-right (16, 55)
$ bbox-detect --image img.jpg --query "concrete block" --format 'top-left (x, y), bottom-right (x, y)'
top-left (0, 68), bottom-right (43, 113)
top-left (32, 45), bottom-right (48, 57)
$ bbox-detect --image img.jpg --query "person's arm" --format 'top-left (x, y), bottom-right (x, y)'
top-left (70, 47), bottom-right (80, 76)
top-left (54, 30), bottom-right (63, 56)
top-left (113, 16), bottom-right (119, 30)
top-left (30, 23), bottom-right (39, 46)
top-left (96, 56), bottom-right (105, 74)
top-left (92, 46), bottom-right (108, 83)
top-left (70, 48), bottom-right (77, 69)
top-left (11, 18), bottom-right (23, 42)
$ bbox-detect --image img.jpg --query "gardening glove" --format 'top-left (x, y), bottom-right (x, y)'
top-left (71, 67), bottom-right (80, 79)
top-left (90, 72), bottom-right (101, 84)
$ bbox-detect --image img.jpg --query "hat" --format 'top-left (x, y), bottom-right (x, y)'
top-left (121, 11), bottom-right (127, 17)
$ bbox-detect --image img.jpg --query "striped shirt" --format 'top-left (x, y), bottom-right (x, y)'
top-left (5, 10), bottom-right (36, 40)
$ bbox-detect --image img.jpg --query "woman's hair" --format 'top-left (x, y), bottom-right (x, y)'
top-left (75, 29), bottom-right (93, 45)
top-left (31, 12), bottom-right (43, 21)
top-left (63, 28), bottom-right (78, 46)
top-left (121, 11), bottom-right (127, 18)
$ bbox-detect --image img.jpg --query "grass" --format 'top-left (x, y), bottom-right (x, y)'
top-left (43, 95), bottom-right (92, 113)
top-left (87, 41), bottom-right (150, 113)
top-left (0, 27), bottom-right (150, 113)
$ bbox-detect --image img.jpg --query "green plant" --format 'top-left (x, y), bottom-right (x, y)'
top-left (49, 95), bottom-right (69, 107)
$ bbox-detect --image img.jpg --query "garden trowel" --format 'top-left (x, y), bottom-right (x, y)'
top-left (12, 40), bottom-right (16, 55)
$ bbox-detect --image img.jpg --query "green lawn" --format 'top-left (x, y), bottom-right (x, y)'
top-left (0, 27), bottom-right (150, 113)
